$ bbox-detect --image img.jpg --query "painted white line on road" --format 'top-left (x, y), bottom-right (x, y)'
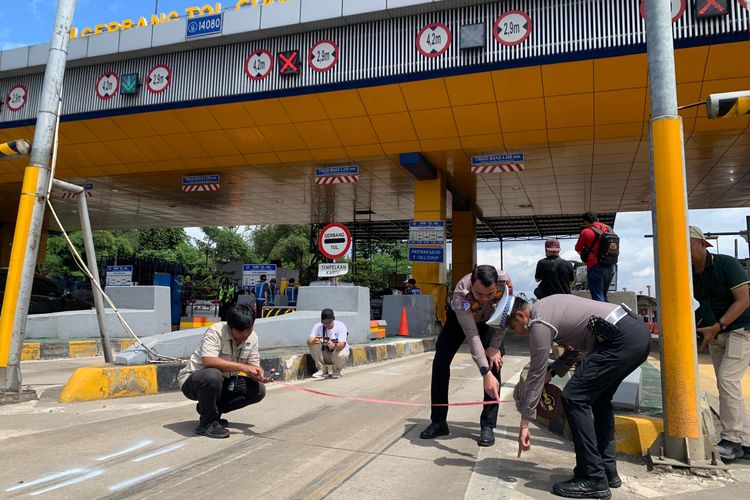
top-left (464, 367), bottom-right (523, 500)
top-left (108, 467), bottom-right (171, 492)
top-left (28, 470), bottom-right (104, 496)
top-left (97, 440), bottom-right (154, 461)
top-left (132, 443), bottom-right (184, 462)
top-left (4, 468), bottom-right (86, 492)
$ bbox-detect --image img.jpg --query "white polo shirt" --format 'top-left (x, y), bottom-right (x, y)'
top-left (309, 320), bottom-right (349, 347)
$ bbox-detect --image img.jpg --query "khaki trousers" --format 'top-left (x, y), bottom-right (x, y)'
top-left (309, 344), bottom-right (350, 371)
top-left (709, 328), bottom-right (750, 445)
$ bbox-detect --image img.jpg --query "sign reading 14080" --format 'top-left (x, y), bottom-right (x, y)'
top-left (186, 12), bottom-right (223, 39)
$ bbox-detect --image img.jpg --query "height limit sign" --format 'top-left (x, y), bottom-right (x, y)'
top-left (318, 223), bottom-right (352, 260)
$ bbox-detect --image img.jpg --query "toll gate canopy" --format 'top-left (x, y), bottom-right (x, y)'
top-left (0, 0), bottom-right (748, 245)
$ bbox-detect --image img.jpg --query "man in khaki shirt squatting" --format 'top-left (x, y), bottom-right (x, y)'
top-left (178, 304), bottom-right (272, 439)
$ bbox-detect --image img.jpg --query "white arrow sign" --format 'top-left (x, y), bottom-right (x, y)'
top-left (318, 263), bottom-right (349, 278)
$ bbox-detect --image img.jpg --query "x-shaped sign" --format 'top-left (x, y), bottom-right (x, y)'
top-left (697, 0), bottom-right (727, 16)
top-left (278, 50), bottom-right (300, 75)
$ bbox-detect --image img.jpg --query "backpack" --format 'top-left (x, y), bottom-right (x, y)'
top-left (586, 224), bottom-right (620, 266)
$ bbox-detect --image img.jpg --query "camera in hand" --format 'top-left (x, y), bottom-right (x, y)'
top-left (320, 336), bottom-right (336, 351)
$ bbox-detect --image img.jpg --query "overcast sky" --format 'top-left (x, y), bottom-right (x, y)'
top-left (8, 2), bottom-right (750, 297)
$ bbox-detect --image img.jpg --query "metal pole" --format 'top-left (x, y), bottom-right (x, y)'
top-left (0, 0), bottom-right (77, 392)
top-left (64, 182), bottom-right (112, 362)
top-left (499, 236), bottom-right (504, 269)
top-left (646, 0), bottom-right (707, 465)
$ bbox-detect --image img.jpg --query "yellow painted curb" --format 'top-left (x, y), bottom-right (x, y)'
top-left (118, 339), bottom-right (136, 352)
top-left (59, 364), bottom-right (158, 402)
top-left (68, 340), bottom-right (98, 358)
top-left (21, 342), bottom-right (40, 361)
top-left (351, 346), bottom-right (367, 366)
top-left (374, 344), bottom-right (388, 362)
top-left (614, 414), bottom-right (663, 455)
top-left (394, 342), bottom-right (406, 358)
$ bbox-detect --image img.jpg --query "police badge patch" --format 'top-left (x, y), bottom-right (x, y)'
top-left (458, 300), bottom-right (471, 311)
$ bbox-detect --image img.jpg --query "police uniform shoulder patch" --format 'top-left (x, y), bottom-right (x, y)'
top-left (458, 299), bottom-right (471, 311)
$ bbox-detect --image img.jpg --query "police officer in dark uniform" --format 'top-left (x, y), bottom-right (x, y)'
top-left (419, 265), bottom-right (512, 447)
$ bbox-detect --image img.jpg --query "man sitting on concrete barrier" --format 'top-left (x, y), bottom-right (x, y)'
top-left (307, 308), bottom-right (350, 379)
top-left (505, 294), bottom-right (650, 499)
top-left (420, 265), bottom-right (511, 447)
top-left (178, 304), bottom-right (271, 439)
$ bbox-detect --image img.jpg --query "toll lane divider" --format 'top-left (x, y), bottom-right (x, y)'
top-left (59, 337), bottom-right (437, 403)
top-left (22, 339), bottom-right (136, 361)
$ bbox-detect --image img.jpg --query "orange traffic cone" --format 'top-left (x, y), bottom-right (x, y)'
top-left (398, 307), bottom-right (409, 337)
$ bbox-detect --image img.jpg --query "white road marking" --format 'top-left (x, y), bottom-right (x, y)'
top-left (4, 468), bottom-right (86, 492)
top-left (132, 443), bottom-right (184, 462)
top-left (97, 440), bottom-right (154, 461)
top-left (28, 470), bottom-right (103, 496)
top-left (108, 467), bottom-right (171, 492)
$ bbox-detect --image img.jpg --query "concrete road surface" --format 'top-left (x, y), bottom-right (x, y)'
top-left (1, 346), bottom-right (749, 499)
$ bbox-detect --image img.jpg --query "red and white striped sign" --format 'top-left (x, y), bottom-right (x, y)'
top-left (61, 190), bottom-right (93, 199)
top-left (471, 164), bottom-right (525, 174)
top-left (181, 183), bottom-right (220, 192)
top-left (314, 175), bottom-right (359, 185)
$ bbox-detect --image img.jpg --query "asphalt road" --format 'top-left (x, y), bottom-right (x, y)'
top-left (1, 347), bottom-right (749, 499)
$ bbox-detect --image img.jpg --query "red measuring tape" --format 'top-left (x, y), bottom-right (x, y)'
top-left (275, 381), bottom-right (515, 407)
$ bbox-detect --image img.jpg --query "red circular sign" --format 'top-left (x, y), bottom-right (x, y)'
top-left (494, 11), bottom-right (533, 47)
top-left (639, 0), bottom-right (686, 23)
top-left (318, 223), bottom-right (352, 260)
top-left (245, 49), bottom-right (274, 80)
top-left (147, 64), bottom-right (172, 94)
top-left (308, 40), bottom-right (339, 73)
top-left (95, 72), bottom-right (119, 100)
top-left (5, 84), bottom-right (28, 112)
top-left (416, 22), bottom-right (452, 58)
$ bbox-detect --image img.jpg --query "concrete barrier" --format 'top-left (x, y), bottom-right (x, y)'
top-left (25, 286), bottom-right (171, 340)
top-left (382, 295), bottom-right (435, 337)
top-left (62, 337), bottom-right (437, 402)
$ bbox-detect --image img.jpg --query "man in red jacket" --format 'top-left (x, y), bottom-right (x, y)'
top-left (575, 212), bottom-right (615, 302)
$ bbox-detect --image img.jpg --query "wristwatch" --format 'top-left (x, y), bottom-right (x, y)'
top-left (718, 320), bottom-right (728, 332)
top-left (480, 366), bottom-right (490, 376)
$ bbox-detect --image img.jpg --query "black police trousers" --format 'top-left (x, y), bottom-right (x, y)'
top-left (562, 314), bottom-right (650, 480)
top-left (430, 309), bottom-right (504, 427)
top-left (181, 368), bottom-right (266, 425)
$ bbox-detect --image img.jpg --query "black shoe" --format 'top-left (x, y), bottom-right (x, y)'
top-left (742, 446), bottom-right (750, 460)
top-left (195, 420), bottom-right (230, 439)
top-left (715, 439), bottom-right (743, 460)
top-left (196, 404), bottom-right (228, 427)
top-left (420, 422), bottom-right (449, 439)
top-left (477, 426), bottom-right (495, 447)
top-left (552, 477), bottom-right (611, 499)
top-left (605, 470), bottom-right (621, 488)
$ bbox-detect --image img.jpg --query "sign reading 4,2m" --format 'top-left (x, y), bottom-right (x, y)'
top-left (417, 22), bottom-right (452, 57)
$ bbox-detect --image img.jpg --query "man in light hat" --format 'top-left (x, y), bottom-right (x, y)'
top-left (501, 294), bottom-right (650, 499)
top-left (419, 265), bottom-right (512, 447)
top-left (690, 225), bottom-right (750, 461)
top-left (534, 238), bottom-right (575, 299)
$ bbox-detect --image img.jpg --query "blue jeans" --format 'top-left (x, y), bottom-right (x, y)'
top-left (587, 264), bottom-right (614, 302)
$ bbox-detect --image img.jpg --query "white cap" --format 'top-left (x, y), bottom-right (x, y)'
top-left (487, 293), bottom-right (515, 328)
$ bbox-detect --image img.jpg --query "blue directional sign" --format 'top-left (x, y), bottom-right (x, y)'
top-left (315, 166), bottom-right (359, 177)
top-left (243, 264), bottom-right (277, 273)
top-left (182, 175), bottom-right (220, 185)
top-left (186, 13), bottom-right (223, 39)
top-left (471, 153), bottom-right (525, 166)
top-left (408, 247), bottom-right (445, 263)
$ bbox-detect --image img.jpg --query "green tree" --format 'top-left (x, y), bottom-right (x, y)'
top-left (199, 226), bottom-right (255, 265)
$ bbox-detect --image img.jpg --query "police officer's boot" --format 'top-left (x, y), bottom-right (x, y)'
top-left (478, 426), bottom-right (495, 447)
top-left (419, 421), bottom-right (449, 439)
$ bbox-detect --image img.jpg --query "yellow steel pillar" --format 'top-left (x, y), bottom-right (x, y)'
top-left (413, 173), bottom-right (447, 324)
top-left (451, 207), bottom-right (476, 284)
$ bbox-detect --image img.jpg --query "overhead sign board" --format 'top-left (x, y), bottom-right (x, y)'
top-left (279, 50), bottom-right (300, 75)
top-left (182, 174), bottom-right (220, 192)
top-left (694, 0), bottom-right (729, 18)
top-left (242, 264), bottom-right (277, 289)
top-left (408, 247), bottom-right (445, 263)
top-left (494, 11), bottom-right (532, 46)
top-left (106, 265), bottom-right (133, 287)
top-left (315, 166), bottom-right (359, 185)
top-left (318, 223), bottom-right (352, 260)
top-left (417, 22), bottom-right (452, 57)
top-left (471, 153), bottom-right (525, 173)
top-left (120, 73), bottom-right (139, 95)
top-left (318, 263), bottom-right (349, 278)
top-left (186, 12), bottom-right (223, 38)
